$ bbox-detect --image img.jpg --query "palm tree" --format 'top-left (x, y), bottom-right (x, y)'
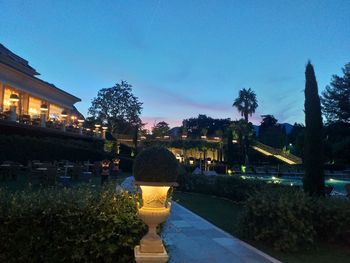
top-left (233, 88), bottom-right (258, 122)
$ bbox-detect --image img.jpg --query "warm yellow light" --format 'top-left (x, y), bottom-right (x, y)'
top-left (95, 124), bottom-right (101, 128)
top-left (214, 136), bottom-right (220, 140)
top-left (78, 119), bottom-right (85, 123)
top-left (71, 115), bottom-right (77, 120)
top-left (181, 135), bottom-right (187, 139)
top-left (201, 135), bottom-right (207, 139)
top-left (232, 139), bottom-right (238, 143)
top-left (140, 136), bottom-right (146, 140)
top-left (61, 110), bottom-right (68, 118)
top-left (164, 135), bottom-right (170, 139)
top-left (102, 126), bottom-right (108, 130)
top-left (227, 169), bottom-right (233, 175)
top-left (274, 155), bottom-right (296, 165)
top-left (29, 108), bottom-right (38, 114)
top-left (140, 185), bottom-right (170, 209)
top-left (9, 94), bottom-right (19, 102)
top-left (40, 104), bottom-right (48, 111)
top-left (252, 146), bottom-right (273, 156)
top-left (189, 159), bottom-right (194, 165)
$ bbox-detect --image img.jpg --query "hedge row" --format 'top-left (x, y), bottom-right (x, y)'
top-left (0, 185), bottom-right (146, 263)
top-left (0, 134), bottom-right (110, 163)
top-left (239, 189), bottom-right (350, 251)
top-left (176, 172), bottom-right (284, 202)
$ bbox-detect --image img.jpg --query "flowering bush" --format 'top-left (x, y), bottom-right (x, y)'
top-left (0, 185), bottom-right (146, 263)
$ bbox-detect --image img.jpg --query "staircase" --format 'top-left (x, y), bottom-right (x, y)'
top-left (252, 141), bottom-right (302, 165)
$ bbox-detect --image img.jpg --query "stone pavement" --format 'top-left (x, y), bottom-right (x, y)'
top-left (162, 203), bottom-right (281, 263)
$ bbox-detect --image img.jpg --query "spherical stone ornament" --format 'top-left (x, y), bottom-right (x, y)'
top-left (133, 146), bottom-right (178, 183)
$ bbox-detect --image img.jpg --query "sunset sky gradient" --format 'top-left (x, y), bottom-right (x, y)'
top-left (1, 0), bottom-right (349, 129)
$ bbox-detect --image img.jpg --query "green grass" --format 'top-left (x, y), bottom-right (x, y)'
top-left (174, 191), bottom-right (350, 263)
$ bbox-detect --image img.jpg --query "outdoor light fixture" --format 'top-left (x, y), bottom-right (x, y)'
top-left (40, 104), bottom-right (48, 111)
top-left (71, 115), bottom-right (77, 121)
top-left (102, 126), bottom-right (108, 130)
top-left (189, 159), bottom-right (194, 165)
top-left (140, 136), bottom-right (146, 140)
top-left (9, 93), bottom-right (19, 103)
top-left (214, 136), bottom-right (220, 140)
top-left (134, 147), bottom-right (178, 263)
top-left (181, 135), bottom-right (187, 139)
top-left (232, 139), bottom-right (238, 143)
top-left (78, 119), bottom-right (85, 124)
top-left (164, 135), bottom-right (170, 139)
top-left (207, 159), bottom-right (212, 165)
top-left (86, 128), bottom-right (91, 131)
top-left (201, 135), bottom-right (207, 139)
top-left (227, 169), bottom-right (233, 176)
top-left (61, 110), bottom-right (68, 118)
top-left (95, 124), bottom-right (101, 128)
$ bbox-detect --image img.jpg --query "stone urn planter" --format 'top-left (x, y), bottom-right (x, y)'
top-left (134, 146), bottom-right (178, 263)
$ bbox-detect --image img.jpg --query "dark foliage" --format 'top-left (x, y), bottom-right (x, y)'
top-left (133, 146), bottom-right (178, 182)
top-left (321, 62), bottom-right (350, 124)
top-left (0, 186), bottom-right (146, 263)
top-left (0, 135), bottom-right (109, 163)
top-left (303, 62), bottom-right (325, 196)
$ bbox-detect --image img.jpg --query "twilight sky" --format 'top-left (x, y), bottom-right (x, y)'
top-left (1, 0), bottom-right (349, 129)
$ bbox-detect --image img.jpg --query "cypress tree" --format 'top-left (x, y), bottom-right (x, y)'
top-left (303, 61), bottom-right (325, 196)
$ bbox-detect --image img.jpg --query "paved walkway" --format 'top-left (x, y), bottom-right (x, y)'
top-left (162, 203), bottom-right (281, 263)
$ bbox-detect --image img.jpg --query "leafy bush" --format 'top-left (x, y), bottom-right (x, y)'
top-left (239, 189), bottom-right (350, 251)
top-left (239, 189), bottom-right (316, 251)
top-left (133, 146), bottom-right (178, 182)
top-left (312, 198), bottom-right (350, 244)
top-left (0, 185), bottom-right (146, 263)
top-left (0, 134), bottom-right (110, 163)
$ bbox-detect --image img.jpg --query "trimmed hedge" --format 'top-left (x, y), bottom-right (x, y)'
top-left (0, 185), bottom-right (146, 263)
top-left (0, 134), bottom-right (110, 163)
top-left (133, 146), bottom-right (178, 182)
top-left (239, 189), bottom-right (350, 251)
top-left (177, 172), bottom-right (269, 202)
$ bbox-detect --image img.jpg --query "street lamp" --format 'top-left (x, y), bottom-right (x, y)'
top-left (9, 94), bottom-right (19, 122)
top-left (102, 125), bottom-right (108, 139)
top-left (61, 110), bottom-right (68, 132)
top-left (94, 123), bottom-right (101, 137)
top-left (40, 104), bottom-right (48, 128)
top-left (78, 118), bottom-right (85, 134)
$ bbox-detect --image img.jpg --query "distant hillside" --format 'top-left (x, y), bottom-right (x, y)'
top-left (254, 123), bottom-right (293, 136)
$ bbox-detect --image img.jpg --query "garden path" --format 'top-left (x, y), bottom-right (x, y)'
top-left (163, 202), bottom-right (281, 263)
top-left (120, 176), bottom-right (280, 263)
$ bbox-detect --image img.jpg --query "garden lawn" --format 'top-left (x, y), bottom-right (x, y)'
top-left (173, 191), bottom-right (350, 263)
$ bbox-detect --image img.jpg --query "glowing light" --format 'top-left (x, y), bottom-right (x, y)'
top-left (290, 183), bottom-right (294, 186)
top-left (272, 176), bottom-right (277, 180)
top-left (140, 185), bottom-right (170, 208)
top-left (241, 165), bottom-right (246, 173)
top-left (61, 110), bottom-right (68, 118)
top-left (201, 135), bottom-right (207, 139)
top-left (94, 124), bottom-right (101, 128)
top-left (9, 94), bottom-right (19, 103)
top-left (189, 159), bottom-right (194, 165)
top-left (329, 178), bottom-right (334, 182)
top-left (181, 135), bottom-right (187, 139)
top-left (29, 108), bottom-right (39, 114)
top-left (78, 119), bottom-right (85, 123)
top-left (102, 126), bottom-right (108, 130)
top-left (232, 139), bottom-right (238, 143)
top-left (164, 135), bottom-right (170, 139)
top-left (214, 137), bottom-right (220, 140)
top-left (40, 104), bottom-right (48, 111)
top-left (227, 169), bottom-right (233, 176)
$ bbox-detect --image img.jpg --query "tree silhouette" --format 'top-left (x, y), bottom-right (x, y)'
top-left (233, 88), bottom-right (258, 122)
top-left (303, 62), bottom-right (324, 196)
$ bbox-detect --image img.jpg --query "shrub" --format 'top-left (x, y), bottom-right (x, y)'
top-left (0, 185), bottom-right (146, 263)
top-left (133, 146), bottom-right (178, 182)
top-left (0, 134), bottom-right (110, 163)
top-left (239, 189), bottom-right (316, 251)
top-left (177, 173), bottom-right (268, 202)
top-left (312, 198), bottom-right (350, 244)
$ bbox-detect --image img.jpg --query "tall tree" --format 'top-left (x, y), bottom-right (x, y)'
top-left (233, 88), bottom-right (258, 122)
top-left (321, 62), bottom-right (350, 124)
top-left (88, 81), bottom-right (143, 134)
top-left (259, 115), bottom-right (286, 148)
top-left (303, 62), bottom-right (324, 196)
top-left (230, 119), bottom-right (255, 165)
top-left (152, 121), bottom-right (170, 137)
